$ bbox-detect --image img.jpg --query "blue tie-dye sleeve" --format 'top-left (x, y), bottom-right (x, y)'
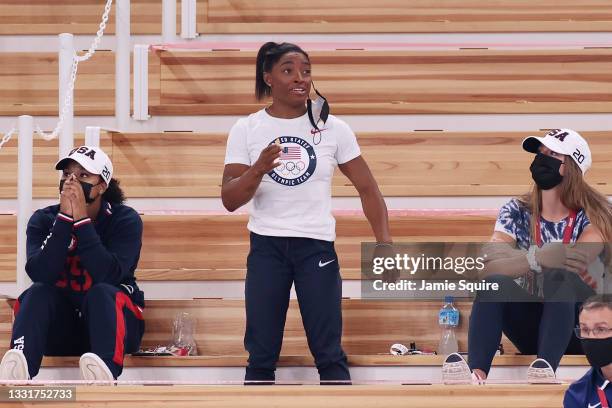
top-left (493, 199), bottom-right (532, 249)
top-left (494, 199), bottom-right (520, 240)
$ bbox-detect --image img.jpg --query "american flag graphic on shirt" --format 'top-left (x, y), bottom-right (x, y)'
top-left (280, 146), bottom-right (301, 160)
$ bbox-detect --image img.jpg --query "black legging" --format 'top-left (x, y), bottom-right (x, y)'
top-left (468, 272), bottom-right (592, 375)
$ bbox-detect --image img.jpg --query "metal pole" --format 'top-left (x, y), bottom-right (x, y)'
top-left (181, 0), bottom-right (198, 39)
top-left (17, 115), bottom-right (34, 294)
top-left (162, 0), bottom-right (177, 43)
top-left (116, 0), bottom-right (131, 131)
top-left (85, 126), bottom-right (101, 147)
top-left (133, 44), bottom-right (150, 120)
top-left (58, 33), bottom-right (74, 159)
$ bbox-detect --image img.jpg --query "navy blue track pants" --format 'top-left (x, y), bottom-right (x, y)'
top-left (244, 233), bottom-right (350, 383)
top-left (10, 282), bottom-right (144, 379)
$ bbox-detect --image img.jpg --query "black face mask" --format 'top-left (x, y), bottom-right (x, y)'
top-left (530, 153), bottom-right (564, 190)
top-left (581, 337), bottom-right (612, 368)
top-left (59, 179), bottom-right (98, 204)
top-left (307, 85), bottom-right (329, 145)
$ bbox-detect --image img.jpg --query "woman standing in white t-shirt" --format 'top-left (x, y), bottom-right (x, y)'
top-left (222, 42), bottom-right (392, 384)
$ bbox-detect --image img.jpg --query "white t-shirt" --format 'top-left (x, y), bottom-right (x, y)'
top-left (224, 108), bottom-right (361, 241)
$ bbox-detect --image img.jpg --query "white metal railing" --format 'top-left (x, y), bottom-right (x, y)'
top-left (16, 115), bottom-right (33, 294)
top-left (4, 0), bottom-right (204, 293)
top-left (116, 0), bottom-right (131, 131)
top-left (162, 0), bottom-right (177, 43)
top-left (181, 0), bottom-right (198, 39)
top-left (133, 44), bottom-right (150, 121)
top-left (4, 0), bottom-right (117, 295)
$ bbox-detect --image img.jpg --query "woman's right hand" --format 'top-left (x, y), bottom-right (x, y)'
top-left (252, 144), bottom-right (281, 176)
top-left (59, 175), bottom-right (73, 216)
top-left (535, 243), bottom-right (568, 270)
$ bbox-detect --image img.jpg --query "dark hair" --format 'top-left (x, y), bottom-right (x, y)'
top-left (255, 42), bottom-right (309, 100)
top-left (102, 178), bottom-right (126, 205)
top-left (580, 294), bottom-right (612, 313)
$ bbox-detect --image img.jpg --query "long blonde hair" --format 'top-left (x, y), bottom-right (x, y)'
top-left (519, 157), bottom-right (612, 243)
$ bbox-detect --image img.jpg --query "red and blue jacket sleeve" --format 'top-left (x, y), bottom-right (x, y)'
top-left (25, 211), bottom-right (73, 284)
top-left (72, 209), bottom-right (143, 285)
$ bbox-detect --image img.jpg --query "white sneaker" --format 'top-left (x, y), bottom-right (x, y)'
top-left (79, 353), bottom-right (114, 385)
top-left (0, 349), bottom-right (29, 381)
top-left (526, 358), bottom-right (556, 384)
top-left (442, 353), bottom-right (476, 384)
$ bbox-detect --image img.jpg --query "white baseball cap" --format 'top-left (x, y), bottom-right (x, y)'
top-left (55, 145), bottom-right (114, 185)
top-left (522, 129), bottom-right (592, 174)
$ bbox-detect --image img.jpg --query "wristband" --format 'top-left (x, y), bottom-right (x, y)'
top-left (526, 245), bottom-right (542, 273)
top-left (375, 242), bottom-right (393, 247)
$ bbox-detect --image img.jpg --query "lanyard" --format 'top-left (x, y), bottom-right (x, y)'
top-left (535, 209), bottom-right (577, 247)
top-left (597, 386), bottom-right (609, 408)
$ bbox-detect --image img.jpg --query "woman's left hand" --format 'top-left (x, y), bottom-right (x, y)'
top-left (65, 180), bottom-right (88, 220)
top-left (563, 246), bottom-right (589, 274)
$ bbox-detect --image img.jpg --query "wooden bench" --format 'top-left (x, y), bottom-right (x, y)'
top-left (2, 0), bottom-right (611, 35)
top-left (199, 0), bottom-right (612, 33)
top-left (4, 49), bottom-right (612, 117)
top-left (0, 0), bottom-right (162, 35)
top-left (0, 131), bottom-right (609, 199)
top-left (0, 52), bottom-right (160, 116)
top-left (0, 211), bottom-right (497, 281)
top-left (0, 384), bottom-right (573, 408)
top-left (1, 298), bottom-right (589, 367)
top-left (150, 49), bottom-right (612, 115)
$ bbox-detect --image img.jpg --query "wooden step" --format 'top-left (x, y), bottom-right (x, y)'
top-left (41, 353), bottom-right (588, 368)
top-left (0, 384), bottom-right (572, 408)
top-left (3, 298), bottom-right (524, 358)
top-left (150, 49), bottom-right (612, 115)
top-left (3, 0), bottom-right (612, 35)
top-left (0, 211), bottom-right (497, 281)
top-left (0, 131), bottom-right (610, 199)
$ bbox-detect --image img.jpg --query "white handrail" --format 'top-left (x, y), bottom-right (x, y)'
top-left (181, 0), bottom-right (198, 39)
top-left (133, 44), bottom-right (150, 121)
top-left (162, 0), bottom-right (177, 43)
top-left (116, 0), bottom-right (131, 131)
top-left (37, 0), bottom-right (114, 142)
top-left (85, 126), bottom-right (101, 147)
top-left (58, 33), bottom-right (74, 159)
top-left (17, 115), bottom-right (33, 294)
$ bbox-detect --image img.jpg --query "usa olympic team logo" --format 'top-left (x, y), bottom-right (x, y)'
top-left (268, 136), bottom-right (317, 186)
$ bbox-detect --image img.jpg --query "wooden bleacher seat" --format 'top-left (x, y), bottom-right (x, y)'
top-left (0, 297), bottom-right (590, 373)
top-left (149, 49), bottom-right (612, 115)
top-left (0, 0), bottom-right (162, 35)
top-left (3, 49), bottom-right (612, 117)
top-left (0, 52), bottom-right (162, 117)
top-left (199, 0), bottom-right (612, 34)
top-left (0, 384), bottom-right (570, 408)
top-left (0, 52), bottom-right (116, 116)
top-left (0, 131), bottom-right (609, 199)
top-left (0, 298), bottom-right (588, 368)
top-left (2, 0), bottom-right (611, 36)
top-left (0, 210), bottom-right (497, 282)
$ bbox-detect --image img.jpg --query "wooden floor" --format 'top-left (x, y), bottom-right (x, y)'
top-left (40, 354), bottom-right (588, 368)
top-left (0, 384), bottom-right (569, 408)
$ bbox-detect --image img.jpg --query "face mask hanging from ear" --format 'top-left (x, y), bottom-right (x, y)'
top-left (307, 84), bottom-right (329, 145)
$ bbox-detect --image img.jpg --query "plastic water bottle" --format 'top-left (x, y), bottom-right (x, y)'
top-left (437, 296), bottom-right (459, 356)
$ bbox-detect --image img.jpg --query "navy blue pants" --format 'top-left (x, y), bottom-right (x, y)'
top-left (10, 282), bottom-right (144, 379)
top-left (468, 273), bottom-right (589, 375)
top-left (244, 233), bottom-right (350, 384)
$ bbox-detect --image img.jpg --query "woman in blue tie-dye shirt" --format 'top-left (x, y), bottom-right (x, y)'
top-left (443, 129), bottom-right (611, 385)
